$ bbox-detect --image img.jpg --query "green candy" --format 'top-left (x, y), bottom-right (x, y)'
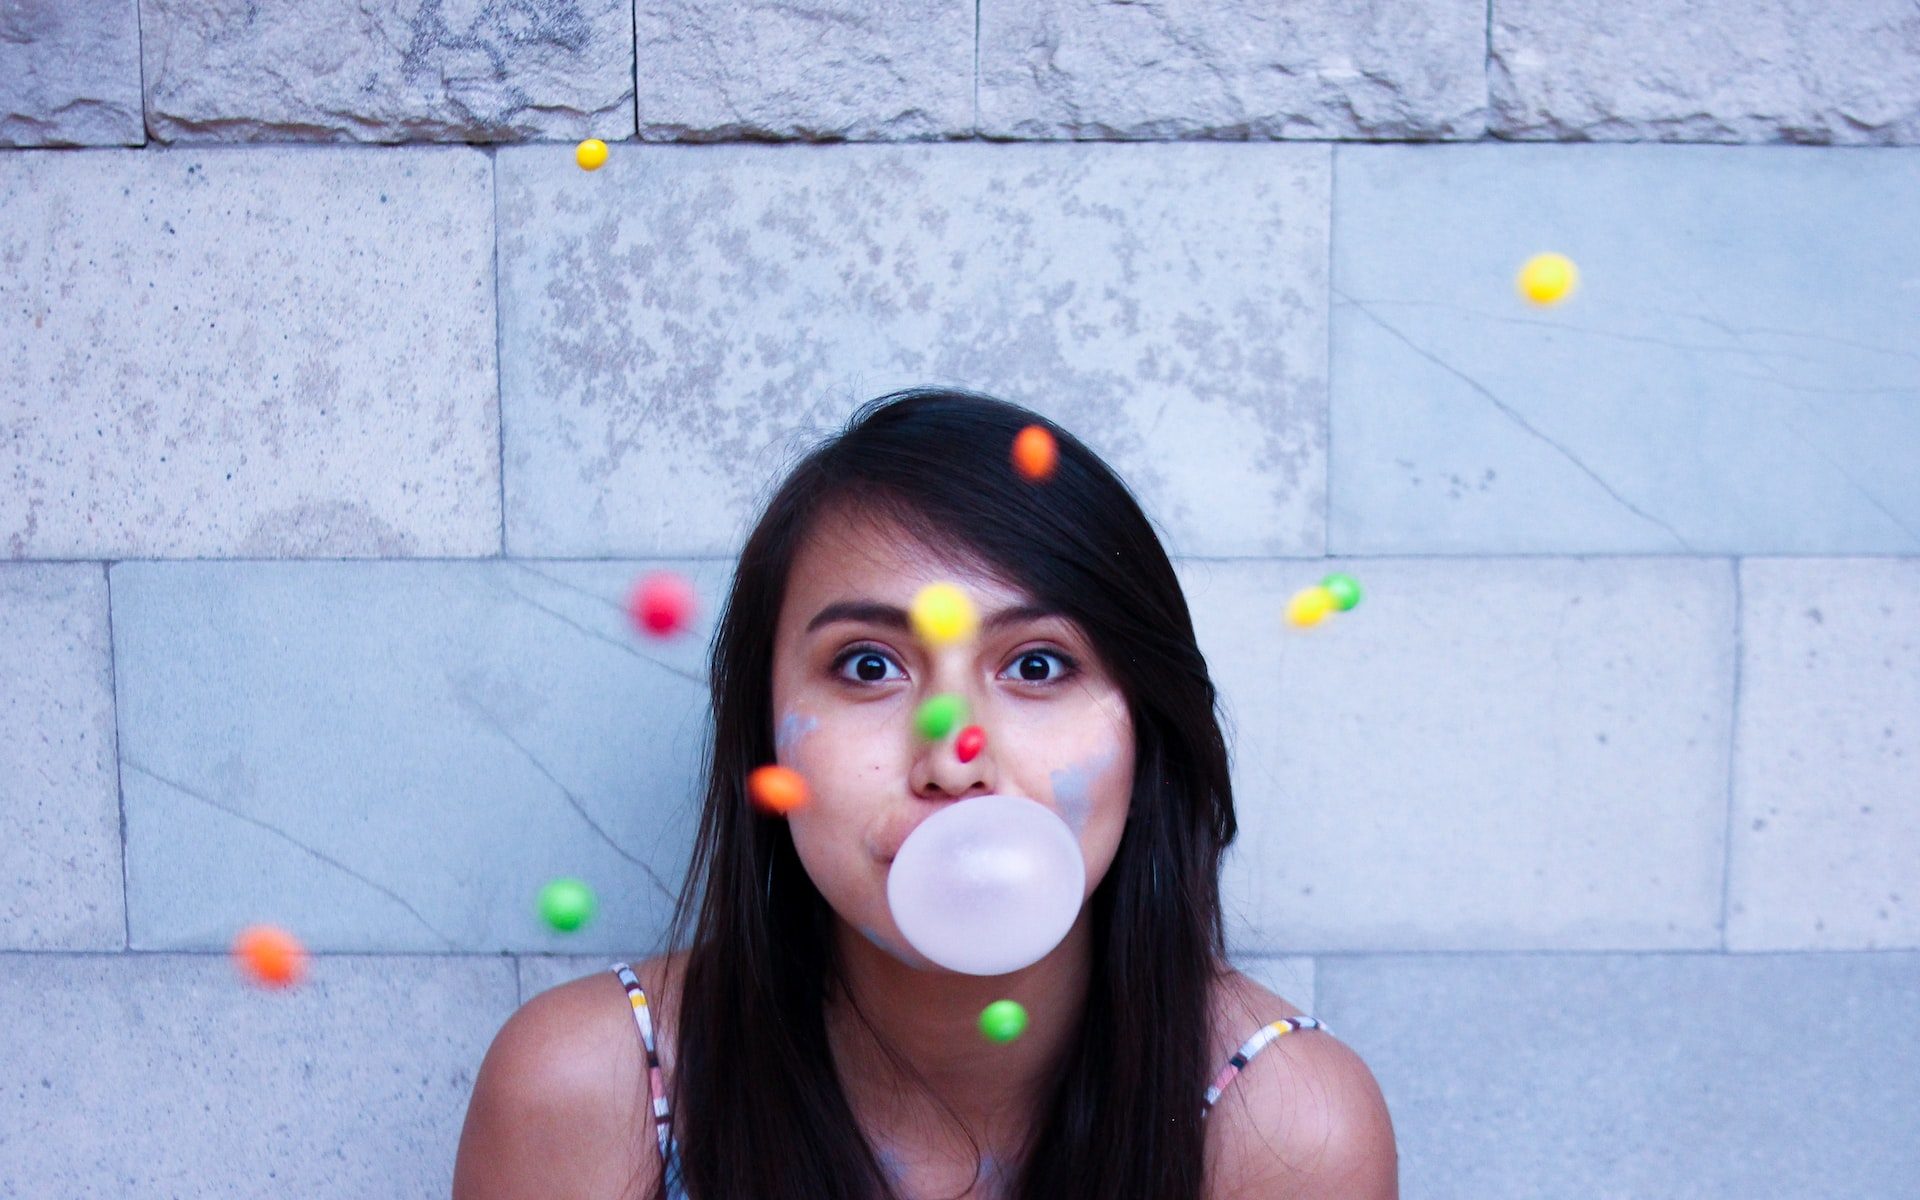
top-left (978, 999), bottom-right (1029, 1044)
top-left (914, 693), bottom-right (967, 741)
top-left (1320, 572), bottom-right (1363, 611)
top-left (538, 877), bottom-right (597, 932)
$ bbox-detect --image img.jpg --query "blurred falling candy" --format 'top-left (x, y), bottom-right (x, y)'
top-left (979, 999), bottom-right (1029, 1043)
top-left (955, 725), bottom-right (986, 764)
top-left (1320, 572), bottom-right (1363, 611)
top-left (232, 924), bottom-right (308, 988)
top-left (628, 571), bottom-right (696, 638)
top-left (887, 794), bottom-right (1086, 975)
top-left (1516, 252), bottom-right (1578, 305)
top-left (910, 582), bottom-right (978, 646)
top-left (1011, 425), bottom-right (1058, 481)
top-left (538, 877), bottom-right (597, 932)
top-left (914, 693), bottom-right (967, 741)
top-left (575, 138), bottom-right (608, 170)
top-left (748, 764), bottom-right (810, 814)
top-left (1285, 586), bottom-right (1336, 629)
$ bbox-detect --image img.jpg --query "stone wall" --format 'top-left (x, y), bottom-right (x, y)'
top-left (3, 2), bottom-right (1917, 1196)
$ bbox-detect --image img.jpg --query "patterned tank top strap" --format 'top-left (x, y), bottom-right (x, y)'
top-left (610, 962), bottom-right (679, 1178)
top-left (1200, 1014), bottom-right (1333, 1118)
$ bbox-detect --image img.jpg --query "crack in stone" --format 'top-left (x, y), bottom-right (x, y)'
top-left (448, 680), bottom-right (677, 902)
top-left (489, 567), bottom-right (706, 687)
top-left (1336, 289), bottom-right (1696, 551)
top-left (123, 760), bottom-right (460, 949)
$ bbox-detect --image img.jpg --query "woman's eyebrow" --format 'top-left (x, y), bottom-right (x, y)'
top-left (804, 600), bottom-right (1063, 635)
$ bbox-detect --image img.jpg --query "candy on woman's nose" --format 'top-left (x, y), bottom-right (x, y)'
top-left (955, 725), bottom-right (986, 763)
top-left (915, 693), bottom-right (967, 740)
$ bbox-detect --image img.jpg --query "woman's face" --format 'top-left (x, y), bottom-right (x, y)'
top-left (768, 506), bottom-right (1136, 970)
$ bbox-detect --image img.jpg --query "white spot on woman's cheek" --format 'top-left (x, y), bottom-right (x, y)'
top-left (775, 709), bottom-right (819, 756)
top-left (1050, 746), bottom-right (1120, 835)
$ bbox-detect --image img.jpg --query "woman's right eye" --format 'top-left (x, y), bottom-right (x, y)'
top-left (833, 647), bottom-right (906, 685)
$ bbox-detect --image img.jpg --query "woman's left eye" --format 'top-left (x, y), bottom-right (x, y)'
top-left (1001, 649), bottom-right (1076, 684)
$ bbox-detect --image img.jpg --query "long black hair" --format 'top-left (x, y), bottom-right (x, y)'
top-left (655, 387), bottom-right (1238, 1199)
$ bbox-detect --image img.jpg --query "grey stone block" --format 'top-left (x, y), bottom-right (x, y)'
top-left (979, 0), bottom-right (1486, 140)
top-left (1730, 559), bottom-right (1920, 951)
top-left (1324, 951), bottom-right (1920, 1198)
top-left (0, 147), bottom-right (499, 559)
top-left (499, 142), bottom-right (1328, 558)
top-left (0, 565), bottom-right (123, 951)
top-left (1331, 143), bottom-right (1920, 556)
top-left (1183, 557), bottom-right (1735, 953)
top-left (0, 951), bottom-right (514, 1197)
top-left (111, 560), bottom-right (726, 954)
top-left (1227, 954), bottom-right (1315, 1017)
top-left (518, 952), bottom-right (625, 1008)
top-left (635, 0), bottom-right (972, 141)
top-left (142, 0), bottom-right (634, 143)
top-left (0, 0), bottom-right (143, 146)
top-left (1492, 0), bottom-right (1920, 144)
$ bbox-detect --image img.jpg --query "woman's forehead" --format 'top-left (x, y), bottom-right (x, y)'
top-left (780, 508), bottom-right (1035, 626)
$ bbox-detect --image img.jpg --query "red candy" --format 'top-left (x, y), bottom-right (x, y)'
top-left (955, 725), bottom-right (986, 764)
top-left (628, 571), bottom-right (696, 638)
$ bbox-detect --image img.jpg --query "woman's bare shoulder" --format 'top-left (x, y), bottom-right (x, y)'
top-left (1202, 965), bottom-right (1397, 1199)
top-left (452, 953), bottom-right (687, 1200)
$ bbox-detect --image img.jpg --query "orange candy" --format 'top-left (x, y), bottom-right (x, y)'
top-left (1011, 425), bottom-right (1058, 482)
top-left (232, 924), bottom-right (307, 988)
top-left (748, 764), bottom-right (809, 814)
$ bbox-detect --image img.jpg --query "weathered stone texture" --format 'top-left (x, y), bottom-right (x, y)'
top-left (635, 0), bottom-right (972, 141)
top-left (1730, 559), bottom-right (1920, 950)
top-left (499, 142), bottom-right (1329, 558)
top-left (142, 0), bottom-right (635, 143)
top-left (0, 565), bottom-right (123, 951)
top-left (0, 0), bottom-right (143, 146)
top-left (1492, 0), bottom-right (1920, 143)
top-left (0, 148), bottom-right (499, 559)
top-left (979, 0), bottom-right (1487, 140)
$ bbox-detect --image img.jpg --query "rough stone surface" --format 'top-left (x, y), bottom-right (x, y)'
top-left (0, 565), bottom-right (123, 951)
top-left (0, 148), bottom-right (499, 559)
top-left (0, 952), bottom-right (514, 1196)
top-left (1326, 951), bottom-right (1920, 1196)
top-left (634, 0), bottom-right (972, 141)
top-left (142, 0), bottom-right (634, 143)
top-left (1492, 0), bottom-right (1920, 144)
top-left (111, 560), bottom-right (725, 953)
top-left (1331, 143), bottom-right (1920, 556)
top-left (0, 0), bottom-right (144, 146)
top-left (499, 142), bottom-right (1329, 558)
top-left (1730, 559), bottom-right (1919, 950)
top-left (979, 0), bottom-right (1487, 140)
top-left (1185, 557), bottom-right (1735, 953)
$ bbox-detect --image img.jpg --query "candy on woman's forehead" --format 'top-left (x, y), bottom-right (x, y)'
top-left (887, 793), bottom-right (1086, 975)
top-left (233, 924), bottom-right (307, 988)
top-left (911, 582), bottom-right (978, 645)
top-left (538, 877), bottom-right (597, 932)
top-left (748, 764), bottom-right (809, 814)
top-left (915, 693), bottom-right (968, 740)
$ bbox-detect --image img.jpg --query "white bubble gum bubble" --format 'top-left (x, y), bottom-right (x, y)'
top-left (886, 794), bottom-right (1086, 976)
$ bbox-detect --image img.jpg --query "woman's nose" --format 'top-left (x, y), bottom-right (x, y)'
top-left (909, 702), bottom-right (994, 799)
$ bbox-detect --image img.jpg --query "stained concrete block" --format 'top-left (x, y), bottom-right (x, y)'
top-left (1323, 951), bottom-right (1920, 1197)
top-left (142, 0), bottom-right (634, 143)
top-left (0, 0), bottom-right (143, 146)
top-left (0, 564), bottom-right (123, 951)
top-left (979, 0), bottom-right (1486, 140)
top-left (499, 142), bottom-right (1328, 558)
top-left (635, 0), bottom-right (972, 141)
top-left (518, 952), bottom-right (626, 1009)
top-left (110, 560), bottom-right (725, 954)
top-left (0, 148), bottom-right (499, 559)
top-left (1184, 557), bottom-right (1735, 953)
top-left (1331, 143), bottom-right (1920, 556)
top-left (1730, 559), bottom-right (1920, 951)
top-left (0, 951), bottom-right (515, 1197)
top-left (1492, 0), bottom-right (1920, 144)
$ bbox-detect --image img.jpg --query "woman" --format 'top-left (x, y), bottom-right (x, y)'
top-left (454, 389), bottom-right (1397, 1199)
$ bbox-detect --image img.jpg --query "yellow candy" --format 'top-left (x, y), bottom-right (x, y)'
top-left (1516, 252), bottom-right (1578, 305)
top-left (1285, 586), bottom-right (1335, 629)
top-left (575, 138), bottom-right (609, 171)
top-left (910, 582), bottom-right (978, 646)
